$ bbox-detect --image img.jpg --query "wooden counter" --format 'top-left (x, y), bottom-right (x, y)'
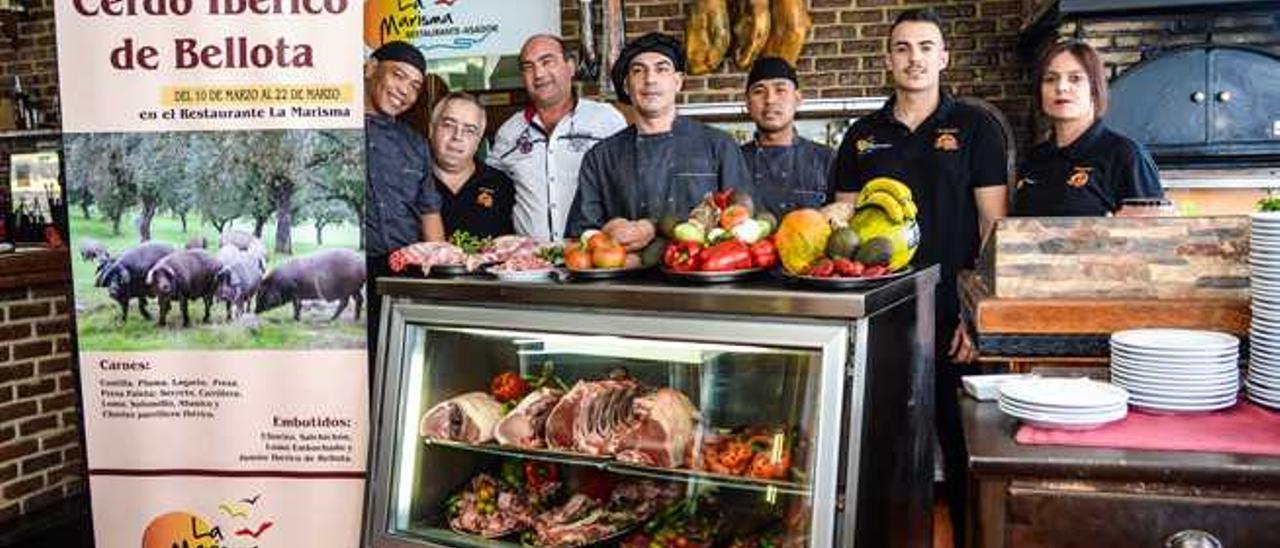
top-left (961, 271), bottom-right (1250, 365)
top-left (0, 247), bottom-right (70, 290)
top-left (963, 399), bottom-right (1280, 548)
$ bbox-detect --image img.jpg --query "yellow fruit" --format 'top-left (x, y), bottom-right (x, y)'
top-left (857, 192), bottom-right (905, 224)
top-left (852, 208), bottom-right (919, 271)
top-left (775, 209), bottom-right (832, 274)
top-left (860, 177), bottom-right (913, 203)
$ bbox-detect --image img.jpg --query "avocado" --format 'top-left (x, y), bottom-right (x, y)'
top-left (640, 237), bottom-right (667, 267)
top-left (826, 227), bottom-right (861, 259)
top-left (657, 215), bottom-right (679, 240)
top-left (856, 237), bottom-right (894, 267)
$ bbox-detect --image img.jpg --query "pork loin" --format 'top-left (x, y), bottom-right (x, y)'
top-left (494, 388), bottom-right (564, 448)
top-left (608, 388), bottom-right (701, 468)
top-left (544, 378), bottom-right (642, 455)
top-left (419, 392), bottom-right (504, 444)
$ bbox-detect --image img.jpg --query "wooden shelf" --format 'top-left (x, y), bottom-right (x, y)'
top-left (0, 246), bottom-right (70, 290)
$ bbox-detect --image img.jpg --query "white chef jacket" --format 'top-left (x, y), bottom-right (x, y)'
top-left (487, 98), bottom-right (627, 242)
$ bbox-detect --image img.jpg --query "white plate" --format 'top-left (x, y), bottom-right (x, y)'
top-left (1111, 329), bottom-right (1239, 352)
top-left (1116, 385), bottom-right (1239, 403)
top-left (998, 402), bottom-right (1128, 425)
top-left (1110, 342), bottom-right (1239, 358)
top-left (1111, 379), bottom-right (1240, 398)
top-left (1246, 391), bottom-right (1280, 411)
top-left (485, 267), bottom-right (556, 282)
top-left (999, 397), bottom-right (1127, 416)
top-left (1109, 355), bottom-right (1238, 370)
top-left (1110, 368), bottom-right (1239, 387)
top-left (998, 378), bottom-right (1129, 408)
top-left (1128, 393), bottom-right (1238, 409)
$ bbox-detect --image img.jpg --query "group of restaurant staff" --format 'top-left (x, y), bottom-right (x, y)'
top-left (363, 7), bottom-right (1164, 546)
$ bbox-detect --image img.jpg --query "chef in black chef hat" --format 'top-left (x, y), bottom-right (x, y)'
top-left (609, 32), bottom-right (687, 105)
top-left (565, 32), bottom-right (752, 240)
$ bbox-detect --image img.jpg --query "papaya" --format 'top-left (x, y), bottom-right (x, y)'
top-left (775, 208), bottom-right (832, 274)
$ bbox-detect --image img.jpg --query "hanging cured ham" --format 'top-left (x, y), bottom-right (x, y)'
top-left (732, 0), bottom-right (771, 69)
top-left (686, 0), bottom-right (732, 75)
top-left (762, 0), bottom-right (812, 66)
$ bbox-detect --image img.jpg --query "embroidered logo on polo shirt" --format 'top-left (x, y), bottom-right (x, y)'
top-left (1067, 167), bottom-right (1092, 188)
top-left (855, 137), bottom-right (892, 155)
top-left (476, 188), bottom-right (496, 209)
top-left (934, 129), bottom-right (960, 151)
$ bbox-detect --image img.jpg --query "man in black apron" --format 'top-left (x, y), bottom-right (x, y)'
top-left (741, 57), bottom-right (832, 217)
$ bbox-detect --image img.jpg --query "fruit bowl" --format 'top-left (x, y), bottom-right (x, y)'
top-left (780, 266), bottom-right (914, 290)
top-left (566, 264), bottom-right (652, 281)
top-left (661, 266), bottom-right (766, 284)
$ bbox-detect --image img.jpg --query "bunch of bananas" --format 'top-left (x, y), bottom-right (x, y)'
top-left (851, 177), bottom-right (920, 270)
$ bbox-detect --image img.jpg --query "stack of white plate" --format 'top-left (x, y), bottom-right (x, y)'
top-left (1110, 329), bottom-right (1239, 413)
top-left (1248, 212), bottom-right (1280, 410)
top-left (997, 377), bottom-right (1129, 430)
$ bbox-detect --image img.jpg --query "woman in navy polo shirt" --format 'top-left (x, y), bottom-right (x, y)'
top-left (1013, 41), bottom-right (1164, 217)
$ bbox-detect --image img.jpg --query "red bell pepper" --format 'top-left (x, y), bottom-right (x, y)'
top-left (748, 239), bottom-right (778, 269)
top-left (663, 241), bottom-right (702, 272)
top-left (524, 461), bottom-right (558, 491)
top-left (699, 240), bottom-right (753, 272)
top-left (712, 189), bottom-right (733, 210)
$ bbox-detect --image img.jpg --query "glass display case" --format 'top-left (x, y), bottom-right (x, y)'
top-left (365, 270), bottom-right (937, 548)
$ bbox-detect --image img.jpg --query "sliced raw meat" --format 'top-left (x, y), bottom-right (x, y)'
top-left (495, 388), bottom-right (564, 448)
top-left (608, 389), bottom-right (701, 468)
top-left (448, 474), bottom-right (534, 538)
top-left (389, 242), bottom-right (467, 275)
top-left (419, 392), bottom-right (503, 444)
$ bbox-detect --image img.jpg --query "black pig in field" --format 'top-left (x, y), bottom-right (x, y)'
top-left (255, 249), bottom-right (365, 321)
top-left (214, 245), bottom-right (264, 320)
top-left (146, 249), bottom-right (222, 328)
top-left (96, 242), bottom-right (174, 322)
top-left (79, 239), bottom-right (111, 264)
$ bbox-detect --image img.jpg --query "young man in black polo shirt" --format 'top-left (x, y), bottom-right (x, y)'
top-left (429, 92), bottom-right (516, 239)
top-left (829, 8), bottom-right (1008, 546)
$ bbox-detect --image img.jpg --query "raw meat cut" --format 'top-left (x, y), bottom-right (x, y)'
top-left (545, 379), bottom-right (700, 468)
top-left (494, 388), bottom-right (564, 448)
top-left (448, 473), bottom-right (535, 538)
top-left (608, 388), bottom-right (701, 468)
top-left (419, 392), bottom-right (504, 444)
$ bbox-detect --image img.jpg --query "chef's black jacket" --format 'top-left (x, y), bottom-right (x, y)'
top-left (1012, 120), bottom-right (1164, 217)
top-left (566, 116), bottom-right (753, 236)
top-left (829, 93), bottom-right (1008, 348)
top-left (434, 164), bottom-right (516, 239)
top-left (742, 136), bottom-right (833, 217)
top-left (365, 113), bottom-right (441, 256)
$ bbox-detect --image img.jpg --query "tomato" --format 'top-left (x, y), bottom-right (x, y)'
top-left (833, 258), bottom-right (858, 277)
top-left (565, 246), bottom-right (593, 270)
top-left (587, 231), bottom-right (615, 251)
top-left (592, 241), bottom-right (628, 268)
top-left (864, 265), bottom-right (888, 278)
top-left (808, 258), bottom-right (835, 278)
top-left (490, 372), bottom-right (529, 403)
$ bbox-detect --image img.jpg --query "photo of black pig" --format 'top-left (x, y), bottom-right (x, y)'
top-left (79, 239), bottom-right (111, 264)
top-left (145, 249), bottom-right (222, 328)
top-left (214, 245), bottom-right (264, 320)
top-left (95, 242), bottom-right (174, 322)
top-left (218, 229), bottom-right (267, 270)
top-left (255, 249), bottom-right (365, 321)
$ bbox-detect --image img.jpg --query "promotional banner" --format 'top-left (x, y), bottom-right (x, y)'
top-left (364, 0), bottom-right (560, 59)
top-left (55, 2), bottom-right (368, 547)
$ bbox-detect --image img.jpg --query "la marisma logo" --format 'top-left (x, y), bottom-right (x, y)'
top-left (142, 493), bottom-right (275, 548)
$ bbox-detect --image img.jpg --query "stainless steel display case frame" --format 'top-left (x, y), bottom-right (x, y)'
top-left (364, 268), bottom-right (938, 548)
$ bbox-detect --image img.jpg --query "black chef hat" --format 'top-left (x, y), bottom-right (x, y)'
top-left (747, 57), bottom-right (798, 90)
top-left (610, 32), bottom-right (687, 104)
top-left (371, 41), bottom-right (427, 76)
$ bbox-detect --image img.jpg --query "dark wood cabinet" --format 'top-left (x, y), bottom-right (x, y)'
top-left (963, 400), bottom-right (1280, 548)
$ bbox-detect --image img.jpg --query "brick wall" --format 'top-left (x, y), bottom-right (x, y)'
top-left (0, 0), bottom-right (61, 129)
top-left (0, 278), bottom-right (81, 525)
top-left (559, 0), bottom-right (1038, 148)
top-left (1053, 11), bottom-right (1280, 79)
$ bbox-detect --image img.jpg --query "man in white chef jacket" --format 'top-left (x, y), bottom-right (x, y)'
top-left (487, 34), bottom-right (628, 243)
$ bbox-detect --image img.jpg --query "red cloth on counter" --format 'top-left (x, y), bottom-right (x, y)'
top-left (1014, 401), bottom-right (1280, 456)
